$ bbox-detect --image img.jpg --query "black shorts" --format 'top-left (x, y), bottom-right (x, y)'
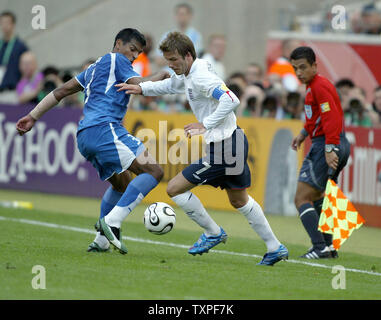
top-left (298, 134), bottom-right (350, 191)
top-left (182, 128), bottom-right (251, 190)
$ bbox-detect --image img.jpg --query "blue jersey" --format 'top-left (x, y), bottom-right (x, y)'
top-left (75, 52), bottom-right (139, 131)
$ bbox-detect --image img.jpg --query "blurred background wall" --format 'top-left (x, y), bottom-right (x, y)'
top-left (0, 0), bottom-right (362, 74)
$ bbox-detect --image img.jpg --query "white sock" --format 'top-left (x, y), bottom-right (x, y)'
top-left (105, 205), bottom-right (132, 228)
top-left (238, 196), bottom-right (281, 252)
top-left (172, 191), bottom-right (221, 236)
top-left (94, 231), bottom-right (110, 249)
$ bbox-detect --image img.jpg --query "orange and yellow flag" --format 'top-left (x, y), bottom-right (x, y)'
top-left (318, 179), bottom-right (365, 250)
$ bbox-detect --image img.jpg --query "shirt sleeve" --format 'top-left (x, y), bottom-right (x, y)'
top-left (139, 74), bottom-right (184, 96)
top-left (201, 81), bottom-right (240, 130)
top-left (313, 82), bottom-right (342, 145)
top-left (115, 54), bottom-right (140, 83)
top-left (75, 70), bottom-right (86, 89)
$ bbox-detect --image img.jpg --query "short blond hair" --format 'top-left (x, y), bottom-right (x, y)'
top-left (159, 32), bottom-right (196, 60)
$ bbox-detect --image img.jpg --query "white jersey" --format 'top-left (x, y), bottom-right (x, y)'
top-left (139, 58), bottom-right (239, 143)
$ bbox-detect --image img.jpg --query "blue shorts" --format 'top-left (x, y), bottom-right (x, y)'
top-left (77, 122), bottom-right (145, 181)
top-left (182, 128), bottom-right (251, 190)
top-left (298, 134), bottom-right (350, 191)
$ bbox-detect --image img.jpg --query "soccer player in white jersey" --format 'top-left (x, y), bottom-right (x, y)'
top-left (116, 32), bottom-right (288, 265)
top-left (16, 28), bottom-right (170, 254)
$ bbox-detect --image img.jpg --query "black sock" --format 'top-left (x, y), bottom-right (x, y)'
top-left (313, 198), bottom-right (333, 247)
top-left (298, 203), bottom-right (326, 250)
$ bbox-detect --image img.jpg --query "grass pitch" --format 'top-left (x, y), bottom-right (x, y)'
top-left (0, 190), bottom-right (381, 300)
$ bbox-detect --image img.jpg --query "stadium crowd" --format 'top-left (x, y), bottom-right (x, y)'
top-left (1, 2), bottom-right (381, 128)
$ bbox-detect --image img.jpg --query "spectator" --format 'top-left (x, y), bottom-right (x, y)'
top-left (268, 39), bottom-right (301, 92)
top-left (343, 86), bottom-right (374, 127)
top-left (61, 71), bottom-right (83, 108)
top-left (335, 78), bottom-right (355, 105)
top-left (237, 85), bottom-right (265, 118)
top-left (16, 51), bottom-right (43, 104)
top-left (154, 3), bottom-right (203, 69)
top-left (37, 66), bottom-right (63, 102)
top-left (132, 33), bottom-right (153, 77)
top-left (371, 85), bottom-right (381, 127)
top-left (226, 71), bottom-right (247, 94)
top-left (0, 11), bottom-right (28, 102)
top-left (350, 9), bottom-right (364, 34)
top-left (261, 94), bottom-right (278, 118)
top-left (81, 58), bottom-right (96, 71)
top-left (270, 86), bottom-right (288, 119)
top-left (201, 34), bottom-right (226, 80)
top-left (283, 91), bottom-right (304, 120)
top-left (131, 34), bottom-right (159, 111)
top-left (361, 3), bottom-right (381, 35)
top-left (245, 63), bottom-right (264, 87)
top-left (226, 83), bottom-right (243, 102)
top-left (173, 3), bottom-right (203, 56)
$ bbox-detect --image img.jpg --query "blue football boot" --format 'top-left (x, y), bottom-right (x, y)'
top-left (257, 244), bottom-right (289, 266)
top-left (188, 227), bottom-right (228, 255)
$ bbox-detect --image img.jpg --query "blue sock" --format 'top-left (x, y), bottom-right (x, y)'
top-left (100, 186), bottom-right (123, 219)
top-left (117, 173), bottom-right (158, 207)
top-left (105, 173), bottom-right (159, 228)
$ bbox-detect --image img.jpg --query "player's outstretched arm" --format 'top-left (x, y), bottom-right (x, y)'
top-left (127, 70), bottom-right (170, 85)
top-left (16, 78), bottom-right (82, 136)
top-left (115, 83), bottom-right (142, 95)
top-left (115, 70), bottom-right (170, 95)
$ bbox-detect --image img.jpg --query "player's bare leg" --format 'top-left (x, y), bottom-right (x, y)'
top-left (168, 172), bottom-right (226, 255)
top-left (226, 188), bottom-right (288, 265)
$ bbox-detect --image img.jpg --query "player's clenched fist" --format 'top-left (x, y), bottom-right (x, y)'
top-left (16, 114), bottom-right (36, 136)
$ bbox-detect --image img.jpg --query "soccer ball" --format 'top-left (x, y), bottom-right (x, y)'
top-left (143, 202), bottom-right (176, 235)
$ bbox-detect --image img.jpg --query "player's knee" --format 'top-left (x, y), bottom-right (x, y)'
top-left (151, 165), bottom-right (164, 182)
top-left (294, 194), bottom-right (303, 209)
top-left (113, 184), bottom-right (126, 193)
top-left (139, 163), bottom-right (163, 182)
top-left (294, 192), bottom-right (312, 210)
top-left (229, 198), bottom-right (246, 209)
top-left (166, 181), bottom-right (178, 198)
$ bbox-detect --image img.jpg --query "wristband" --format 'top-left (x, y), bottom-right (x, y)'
top-left (300, 128), bottom-right (308, 137)
top-left (29, 92), bottom-right (59, 120)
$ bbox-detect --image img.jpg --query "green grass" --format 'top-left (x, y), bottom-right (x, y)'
top-left (0, 190), bottom-right (381, 300)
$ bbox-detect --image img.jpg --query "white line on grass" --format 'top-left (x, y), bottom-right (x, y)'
top-left (1, 215), bottom-right (380, 277)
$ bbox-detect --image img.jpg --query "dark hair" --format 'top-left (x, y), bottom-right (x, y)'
top-left (159, 31), bottom-right (196, 60)
top-left (335, 78), bottom-right (355, 89)
top-left (42, 66), bottom-right (60, 77)
top-left (226, 83), bottom-right (242, 99)
top-left (0, 11), bottom-right (16, 23)
top-left (175, 3), bottom-right (193, 14)
top-left (290, 46), bottom-right (316, 65)
top-left (113, 28), bottom-right (146, 49)
top-left (228, 72), bottom-right (246, 81)
top-left (262, 95), bottom-right (277, 112)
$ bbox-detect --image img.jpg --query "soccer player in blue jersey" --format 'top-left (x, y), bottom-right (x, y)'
top-left (16, 28), bottom-right (169, 254)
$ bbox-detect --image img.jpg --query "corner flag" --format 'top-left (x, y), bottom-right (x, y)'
top-left (318, 179), bottom-right (365, 250)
